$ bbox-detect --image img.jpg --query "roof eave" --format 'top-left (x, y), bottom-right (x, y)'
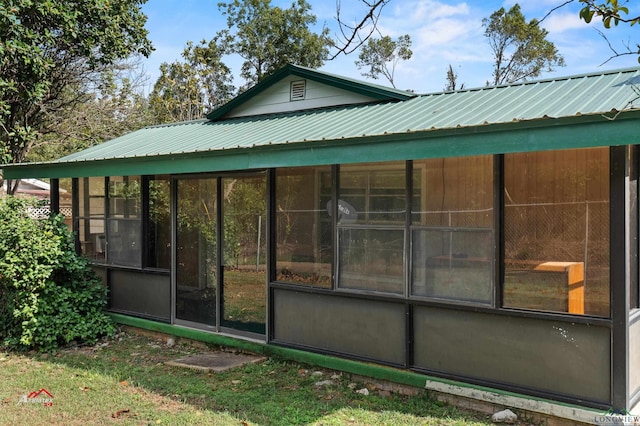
top-left (5, 110), bottom-right (638, 180)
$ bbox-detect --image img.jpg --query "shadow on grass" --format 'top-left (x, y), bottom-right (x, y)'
top-left (25, 330), bottom-right (490, 426)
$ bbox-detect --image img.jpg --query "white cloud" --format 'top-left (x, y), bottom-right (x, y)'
top-left (387, 0), bottom-right (470, 28)
top-left (542, 11), bottom-right (590, 34)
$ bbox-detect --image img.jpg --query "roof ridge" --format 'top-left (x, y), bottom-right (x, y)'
top-left (430, 66), bottom-right (640, 96)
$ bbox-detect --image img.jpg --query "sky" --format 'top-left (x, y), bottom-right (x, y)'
top-left (139, 0), bottom-right (640, 94)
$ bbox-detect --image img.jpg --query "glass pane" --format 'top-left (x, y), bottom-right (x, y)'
top-left (338, 228), bottom-right (404, 294)
top-left (175, 178), bottom-right (217, 326)
top-left (78, 177), bottom-right (105, 218)
top-left (147, 176), bottom-right (171, 269)
top-left (412, 156), bottom-right (493, 227)
top-left (503, 148), bottom-right (610, 316)
top-left (275, 166), bottom-right (332, 287)
top-left (339, 162), bottom-right (406, 224)
top-left (222, 175), bottom-right (267, 335)
top-left (411, 156), bottom-right (494, 304)
top-left (412, 228), bottom-right (493, 303)
top-left (78, 218), bottom-right (105, 261)
top-left (59, 178), bottom-right (73, 228)
top-left (107, 219), bottom-right (141, 267)
top-left (109, 176), bottom-right (141, 219)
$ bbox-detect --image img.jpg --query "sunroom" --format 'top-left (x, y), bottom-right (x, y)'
top-left (5, 64), bottom-right (640, 417)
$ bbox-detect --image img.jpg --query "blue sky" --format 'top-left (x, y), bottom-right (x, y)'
top-left (140, 0), bottom-right (640, 93)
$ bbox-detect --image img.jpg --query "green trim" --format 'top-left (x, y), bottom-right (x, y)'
top-left (5, 114), bottom-right (638, 180)
top-left (108, 313), bottom-right (600, 414)
top-left (206, 64), bottom-right (414, 120)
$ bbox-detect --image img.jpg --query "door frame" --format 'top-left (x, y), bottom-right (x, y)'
top-left (171, 171), bottom-right (269, 341)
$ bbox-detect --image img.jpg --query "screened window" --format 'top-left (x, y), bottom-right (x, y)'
top-left (337, 162), bottom-right (406, 294)
top-left (77, 177), bottom-right (106, 261)
top-left (107, 176), bottom-right (142, 267)
top-left (275, 166), bottom-right (332, 287)
top-left (59, 178), bottom-right (73, 228)
top-left (411, 156), bottom-right (494, 304)
top-left (147, 176), bottom-right (171, 269)
top-left (175, 178), bottom-right (217, 325)
top-left (503, 148), bottom-right (610, 317)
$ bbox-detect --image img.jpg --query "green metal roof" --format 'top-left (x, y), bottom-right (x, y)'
top-left (5, 67), bottom-right (640, 179)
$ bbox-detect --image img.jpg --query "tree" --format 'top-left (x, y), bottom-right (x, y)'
top-left (483, 4), bottom-right (565, 86)
top-left (577, 0), bottom-right (640, 62)
top-left (332, 0), bottom-right (391, 59)
top-left (149, 39), bottom-right (234, 124)
top-left (0, 0), bottom-right (152, 193)
top-left (355, 34), bottom-right (412, 88)
top-left (216, 0), bottom-right (333, 88)
top-left (28, 60), bottom-right (155, 162)
top-left (444, 64), bottom-right (465, 91)
top-left (334, 1), bottom-right (640, 62)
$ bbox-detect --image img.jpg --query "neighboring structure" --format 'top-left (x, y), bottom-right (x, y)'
top-left (5, 64), bottom-right (640, 416)
top-left (4, 178), bottom-right (72, 221)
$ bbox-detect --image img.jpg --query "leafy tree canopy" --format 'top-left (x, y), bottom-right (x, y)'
top-left (355, 34), bottom-right (412, 88)
top-left (149, 39), bottom-right (235, 124)
top-left (483, 4), bottom-right (565, 86)
top-left (28, 61), bottom-right (155, 162)
top-left (577, 0), bottom-right (640, 61)
top-left (0, 0), bottom-right (152, 191)
top-left (148, 0), bottom-right (333, 123)
top-left (216, 0), bottom-right (333, 88)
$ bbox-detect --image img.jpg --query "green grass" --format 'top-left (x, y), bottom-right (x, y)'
top-left (0, 331), bottom-right (491, 425)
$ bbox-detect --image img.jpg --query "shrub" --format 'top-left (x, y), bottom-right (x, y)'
top-left (0, 197), bottom-right (115, 351)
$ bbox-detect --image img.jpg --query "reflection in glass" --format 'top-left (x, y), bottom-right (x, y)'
top-left (412, 228), bottom-right (493, 303)
top-left (147, 176), bottom-right (171, 269)
top-left (222, 175), bottom-right (267, 335)
top-left (107, 176), bottom-right (141, 267)
top-left (59, 178), bottom-right (73, 228)
top-left (78, 177), bottom-right (106, 261)
top-left (503, 148), bottom-right (610, 317)
top-left (412, 157), bottom-right (493, 227)
top-left (338, 228), bottom-right (404, 294)
top-left (340, 163), bottom-right (406, 225)
top-left (337, 162), bottom-right (406, 294)
top-left (275, 166), bottom-right (332, 287)
top-left (410, 156), bottom-right (494, 304)
top-left (175, 178), bottom-right (217, 326)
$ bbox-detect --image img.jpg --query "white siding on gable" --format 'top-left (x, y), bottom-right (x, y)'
top-left (225, 75), bottom-right (379, 118)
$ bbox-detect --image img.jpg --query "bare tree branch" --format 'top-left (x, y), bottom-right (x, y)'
top-left (539, 0), bottom-right (575, 23)
top-left (595, 28), bottom-right (638, 65)
top-left (330, 0), bottom-right (390, 60)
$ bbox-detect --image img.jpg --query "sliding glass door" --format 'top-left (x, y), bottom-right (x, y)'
top-left (174, 174), bottom-right (267, 336)
top-left (175, 178), bottom-right (218, 327)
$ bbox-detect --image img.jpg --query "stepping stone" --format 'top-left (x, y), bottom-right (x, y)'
top-left (165, 352), bottom-right (267, 373)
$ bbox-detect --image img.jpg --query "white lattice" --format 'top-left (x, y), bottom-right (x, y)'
top-left (27, 206), bottom-right (73, 219)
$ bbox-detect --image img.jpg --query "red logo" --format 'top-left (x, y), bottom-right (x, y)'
top-left (18, 388), bottom-right (54, 406)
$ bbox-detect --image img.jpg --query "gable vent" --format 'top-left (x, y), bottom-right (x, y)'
top-left (290, 80), bottom-right (306, 101)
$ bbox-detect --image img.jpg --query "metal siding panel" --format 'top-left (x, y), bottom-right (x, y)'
top-left (109, 270), bottom-right (171, 320)
top-left (272, 289), bottom-right (406, 365)
top-left (630, 316), bottom-right (640, 400)
top-left (413, 306), bottom-right (611, 404)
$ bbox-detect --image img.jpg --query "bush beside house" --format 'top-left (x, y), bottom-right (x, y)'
top-left (0, 197), bottom-right (114, 351)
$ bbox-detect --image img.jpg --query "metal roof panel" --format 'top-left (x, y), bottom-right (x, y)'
top-left (14, 67), bottom-right (640, 169)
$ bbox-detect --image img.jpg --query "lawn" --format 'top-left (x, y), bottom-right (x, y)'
top-left (0, 330), bottom-right (492, 425)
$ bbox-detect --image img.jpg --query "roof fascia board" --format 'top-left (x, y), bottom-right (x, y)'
top-left (206, 64), bottom-right (413, 120)
top-left (5, 114), bottom-right (638, 180)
